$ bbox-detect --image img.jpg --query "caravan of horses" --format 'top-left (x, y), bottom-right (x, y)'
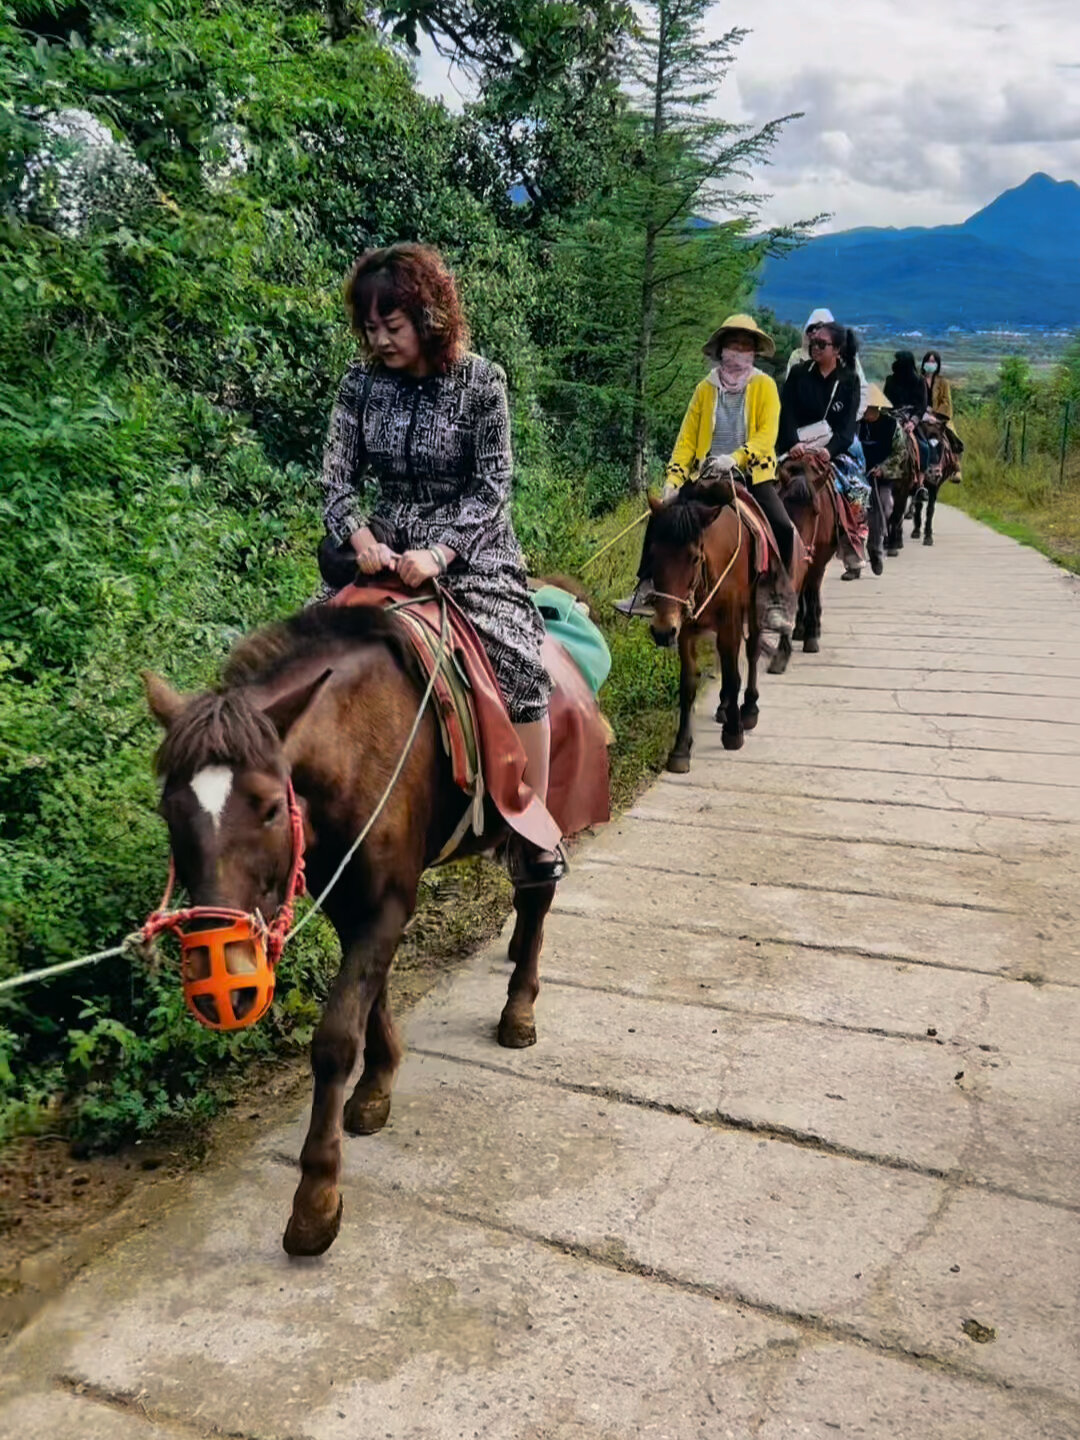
top-left (143, 264), bottom-right (958, 1255)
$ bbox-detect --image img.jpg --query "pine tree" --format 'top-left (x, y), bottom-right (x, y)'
top-left (617, 0), bottom-right (799, 490)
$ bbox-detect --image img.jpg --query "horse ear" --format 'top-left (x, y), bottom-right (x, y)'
top-left (142, 671), bottom-right (186, 729)
top-left (261, 669), bottom-right (334, 740)
top-left (701, 505), bottom-right (725, 529)
top-left (648, 493), bottom-right (664, 514)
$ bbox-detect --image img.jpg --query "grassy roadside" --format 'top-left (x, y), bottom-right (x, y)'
top-left (941, 412), bottom-right (1080, 572)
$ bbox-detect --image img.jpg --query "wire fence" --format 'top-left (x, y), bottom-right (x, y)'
top-left (999, 401), bottom-right (1075, 482)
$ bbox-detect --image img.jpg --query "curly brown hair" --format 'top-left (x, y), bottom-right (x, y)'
top-left (344, 243), bottom-right (470, 373)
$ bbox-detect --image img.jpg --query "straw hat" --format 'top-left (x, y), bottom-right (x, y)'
top-left (864, 383), bottom-right (892, 411)
top-left (703, 313), bottom-right (776, 360)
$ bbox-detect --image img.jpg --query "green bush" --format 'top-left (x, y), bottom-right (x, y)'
top-left (0, 0), bottom-right (724, 1149)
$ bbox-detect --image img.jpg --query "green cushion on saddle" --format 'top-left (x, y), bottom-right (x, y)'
top-left (531, 586), bottom-right (612, 696)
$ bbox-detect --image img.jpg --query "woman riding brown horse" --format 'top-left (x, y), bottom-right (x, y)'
top-left (144, 603), bottom-right (564, 1259)
top-left (643, 473), bottom-right (762, 770)
top-left (319, 242), bottom-right (564, 888)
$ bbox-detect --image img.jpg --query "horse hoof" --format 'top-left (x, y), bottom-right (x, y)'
top-left (498, 1012), bottom-right (537, 1049)
top-left (740, 706), bottom-right (759, 730)
top-left (803, 635), bottom-right (820, 654)
top-left (911, 526), bottom-right (921, 540)
top-left (792, 621), bottom-right (805, 641)
top-left (767, 646), bottom-right (790, 676)
top-left (343, 1092), bottom-right (392, 1136)
top-left (721, 729), bottom-right (744, 751)
top-left (886, 546), bottom-right (900, 558)
top-left (283, 1195), bottom-right (343, 1257)
top-left (923, 532), bottom-right (934, 546)
top-left (666, 750), bottom-right (692, 774)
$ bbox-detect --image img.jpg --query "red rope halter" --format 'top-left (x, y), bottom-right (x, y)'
top-left (141, 780), bottom-right (306, 1030)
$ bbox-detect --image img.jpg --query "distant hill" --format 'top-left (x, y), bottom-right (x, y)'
top-left (756, 173), bottom-right (1080, 330)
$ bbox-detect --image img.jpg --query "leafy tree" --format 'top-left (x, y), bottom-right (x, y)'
top-left (607, 0), bottom-right (801, 489)
top-left (995, 356), bottom-right (1036, 416)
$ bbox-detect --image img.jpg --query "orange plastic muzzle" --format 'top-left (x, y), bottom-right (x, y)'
top-left (142, 780), bottom-right (305, 1034)
top-left (180, 916), bottom-right (276, 1032)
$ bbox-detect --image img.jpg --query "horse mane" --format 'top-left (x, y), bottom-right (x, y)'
top-left (155, 690), bottom-right (282, 781)
top-left (223, 604), bottom-right (418, 688)
top-left (777, 454), bottom-right (827, 509)
top-left (647, 496), bottom-right (717, 548)
top-left (156, 606), bottom-right (423, 780)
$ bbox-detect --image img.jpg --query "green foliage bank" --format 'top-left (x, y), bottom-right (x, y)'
top-left (0, 0), bottom-right (790, 1144)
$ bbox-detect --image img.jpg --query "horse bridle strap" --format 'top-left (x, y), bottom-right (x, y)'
top-left (141, 780), bottom-right (307, 968)
top-left (650, 479), bottom-right (744, 622)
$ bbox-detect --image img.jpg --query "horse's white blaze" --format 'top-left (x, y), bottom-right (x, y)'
top-left (190, 765), bottom-right (233, 830)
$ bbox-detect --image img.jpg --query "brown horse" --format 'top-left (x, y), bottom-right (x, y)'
top-left (775, 452), bottom-right (839, 657)
top-left (143, 604), bottom-right (560, 1258)
top-left (643, 484), bottom-right (761, 771)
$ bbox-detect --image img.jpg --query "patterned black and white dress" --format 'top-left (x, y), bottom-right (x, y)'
top-left (319, 353), bottom-right (552, 724)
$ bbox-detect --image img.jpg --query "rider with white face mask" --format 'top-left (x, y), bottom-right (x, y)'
top-left (921, 351), bottom-right (953, 421)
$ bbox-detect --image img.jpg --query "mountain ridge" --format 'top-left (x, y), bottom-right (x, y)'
top-left (757, 173), bottom-right (1080, 329)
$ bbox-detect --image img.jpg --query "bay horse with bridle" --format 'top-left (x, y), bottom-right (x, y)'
top-left (143, 602), bottom-right (566, 1258)
top-left (774, 450), bottom-right (839, 658)
top-left (643, 477), bottom-right (762, 771)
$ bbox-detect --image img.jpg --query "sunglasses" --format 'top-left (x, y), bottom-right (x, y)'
top-left (808, 338), bottom-right (833, 351)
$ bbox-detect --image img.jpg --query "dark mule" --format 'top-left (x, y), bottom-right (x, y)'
top-left (776, 452), bottom-right (839, 656)
top-left (910, 414), bottom-right (960, 547)
top-left (144, 606), bottom-right (557, 1258)
top-left (883, 414), bottom-right (922, 557)
top-left (643, 485), bottom-right (762, 771)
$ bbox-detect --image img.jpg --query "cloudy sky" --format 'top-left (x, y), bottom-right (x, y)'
top-left (415, 0), bottom-right (1080, 233)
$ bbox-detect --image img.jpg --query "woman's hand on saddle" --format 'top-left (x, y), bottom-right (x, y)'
top-left (397, 548), bottom-right (447, 589)
top-left (789, 443), bottom-right (807, 460)
top-left (350, 527), bottom-right (399, 576)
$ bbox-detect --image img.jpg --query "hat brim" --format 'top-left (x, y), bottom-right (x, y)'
top-left (703, 326), bottom-right (776, 360)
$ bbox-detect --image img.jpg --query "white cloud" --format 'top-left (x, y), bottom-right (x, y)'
top-left (720, 0), bottom-right (1080, 228)
top-left (411, 0), bottom-right (1080, 231)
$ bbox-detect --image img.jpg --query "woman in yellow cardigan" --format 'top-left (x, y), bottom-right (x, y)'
top-left (618, 315), bottom-right (794, 636)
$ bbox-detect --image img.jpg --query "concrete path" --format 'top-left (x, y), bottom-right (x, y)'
top-left (4, 504), bottom-right (1080, 1439)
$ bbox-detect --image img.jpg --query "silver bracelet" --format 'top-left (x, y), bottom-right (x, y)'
top-left (429, 547), bottom-right (448, 574)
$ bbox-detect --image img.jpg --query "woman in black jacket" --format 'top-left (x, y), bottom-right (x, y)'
top-left (779, 322), bottom-right (869, 578)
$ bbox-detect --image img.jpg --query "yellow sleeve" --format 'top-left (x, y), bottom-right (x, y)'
top-left (735, 375), bottom-right (780, 482)
top-left (665, 383), bottom-right (707, 486)
top-left (934, 377), bottom-right (954, 421)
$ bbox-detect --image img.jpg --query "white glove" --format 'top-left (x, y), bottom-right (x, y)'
top-left (662, 481), bottom-right (679, 501)
top-left (712, 453), bottom-right (736, 472)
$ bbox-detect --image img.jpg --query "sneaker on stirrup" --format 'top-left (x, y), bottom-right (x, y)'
top-left (614, 584), bottom-right (655, 619)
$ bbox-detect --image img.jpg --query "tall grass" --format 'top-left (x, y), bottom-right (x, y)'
top-left (942, 411), bottom-right (1080, 571)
